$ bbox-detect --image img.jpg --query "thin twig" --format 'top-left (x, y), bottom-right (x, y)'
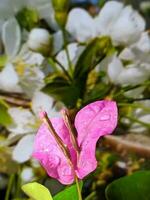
top-left (103, 135), bottom-right (150, 158)
top-left (0, 95), bottom-right (30, 107)
top-left (40, 111), bottom-right (73, 166)
top-left (53, 58), bottom-right (72, 82)
top-left (61, 109), bottom-right (80, 155)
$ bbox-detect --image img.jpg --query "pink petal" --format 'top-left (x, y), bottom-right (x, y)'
top-left (32, 118), bottom-right (76, 185)
top-left (74, 100), bottom-right (118, 179)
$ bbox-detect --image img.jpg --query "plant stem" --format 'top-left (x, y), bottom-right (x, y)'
top-left (53, 58), bottom-right (72, 82)
top-left (62, 29), bottom-right (73, 72)
top-left (5, 174), bottom-right (15, 200)
top-left (75, 176), bottom-right (82, 200)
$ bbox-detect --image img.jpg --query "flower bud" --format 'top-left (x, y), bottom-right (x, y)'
top-left (28, 28), bottom-right (52, 56)
top-left (52, 0), bottom-right (69, 28)
top-left (52, 0), bottom-right (69, 11)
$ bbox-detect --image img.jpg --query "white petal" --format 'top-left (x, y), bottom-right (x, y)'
top-left (8, 107), bottom-right (36, 134)
top-left (111, 6), bottom-right (145, 45)
top-left (18, 44), bottom-right (45, 66)
top-left (52, 31), bottom-right (63, 54)
top-left (107, 56), bottom-right (123, 83)
top-left (21, 167), bottom-right (34, 182)
top-left (134, 32), bottom-right (150, 53)
top-left (117, 66), bottom-right (148, 85)
top-left (32, 91), bottom-right (58, 117)
top-left (56, 43), bottom-right (78, 70)
top-left (20, 67), bottom-right (45, 98)
top-left (2, 18), bottom-right (21, 59)
top-left (28, 28), bottom-right (51, 52)
top-left (13, 134), bottom-right (35, 163)
top-left (119, 48), bottom-right (135, 61)
top-left (66, 8), bottom-right (96, 42)
top-left (0, 63), bottom-right (22, 93)
top-left (95, 1), bottom-right (123, 35)
top-left (130, 114), bottom-right (150, 133)
top-left (36, 2), bottom-right (58, 30)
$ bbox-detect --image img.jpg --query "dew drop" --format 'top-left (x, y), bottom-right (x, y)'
top-left (99, 114), bottom-right (110, 121)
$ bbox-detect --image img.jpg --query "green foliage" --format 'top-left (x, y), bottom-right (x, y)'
top-left (53, 181), bottom-right (83, 200)
top-left (22, 182), bottom-right (53, 200)
top-left (16, 8), bottom-right (39, 31)
top-left (0, 147), bottom-right (19, 174)
top-left (0, 99), bottom-right (12, 126)
top-left (52, 0), bottom-right (69, 27)
top-left (73, 36), bottom-right (114, 102)
top-left (74, 36), bottom-right (113, 80)
top-left (43, 37), bottom-right (114, 108)
top-left (0, 55), bottom-right (7, 69)
top-left (105, 171), bottom-right (150, 200)
top-left (43, 74), bottom-right (80, 108)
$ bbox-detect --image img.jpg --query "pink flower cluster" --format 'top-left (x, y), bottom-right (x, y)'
top-left (32, 100), bottom-right (118, 185)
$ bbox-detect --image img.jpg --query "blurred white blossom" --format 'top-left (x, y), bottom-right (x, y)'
top-left (28, 28), bottom-right (52, 55)
top-left (8, 91), bottom-right (60, 163)
top-left (66, 1), bottom-right (145, 45)
top-left (107, 56), bottom-right (149, 86)
top-left (21, 167), bottom-right (34, 183)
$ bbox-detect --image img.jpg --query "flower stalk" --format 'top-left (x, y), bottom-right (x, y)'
top-left (40, 111), bottom-right (72, 167)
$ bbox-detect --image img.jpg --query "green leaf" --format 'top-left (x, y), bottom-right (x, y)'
top-left (22, 182), bottom-right (53, 200)
top-left (16, 8), bottom-right (39, 31)
top-left (0, 99), bottom-right (12, 126)
top-left (84, 82), bottom-right (112, 103)
top-left (53, 181), bottom-right (83, 200)
top-left (43, 74), bottom-right (80, 108)
top-left (105, 170), bottom-right (150, 200)
top-left (0, 55), bottom-right (7, 69)
top-left (74, 36), bottom-right (113, 80)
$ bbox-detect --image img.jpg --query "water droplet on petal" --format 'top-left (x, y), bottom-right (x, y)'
top-left (99, 114), bottom-right (110, 121)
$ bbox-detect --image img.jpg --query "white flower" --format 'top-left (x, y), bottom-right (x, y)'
top-left (21, 167), bottom-right (34, 183)
top-left (66, 1), bottom-right (145, 45)
top-left (12, 134), bottom-right (35, 163)
top-left (107, 56), bottom-right (149, 85)
top-left (19, 66), bottom-right (45, 98)
top-left (0, 18), bottom-right (46, 95)
top-left (28, 28), bottom-right (52, 55)
top-left (95, 1), bottom-right (123, 36)
top-left (32, 91), bottom-right (60, 117)
top-left (0, 63), bottom-right (22, 93)
top-left (8, 107), bottom-right (36, 135)
top-left (130, 100), bottom-right (150, 133)
top-left (18, 44), bottom-right (45, 66)
top-left (8, 91), bottom-right (60, 163)
top-left (0, 0), bottom-right (57, 30)
top-left (120, 32), bottom-right (150, 61)
top-left (95, 1), bottom-right (145, 45)
top-left (66, 8), bottom-right (96, 42)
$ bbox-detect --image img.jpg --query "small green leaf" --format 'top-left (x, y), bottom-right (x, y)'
top-left (105, 170), bottom-right (150, 200)
top-left (16, 8), bottom-right (39, 31)
top-left (0, 99), bottom-right (12, 126)
top-left (53, 181), bottom-right (83, 200)
top-left (22, 182), bottom-right (53, 200)
top-left (74, 36), bottom-right (113, 80)
top-left (43, 74), bottom-right (80, 108)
